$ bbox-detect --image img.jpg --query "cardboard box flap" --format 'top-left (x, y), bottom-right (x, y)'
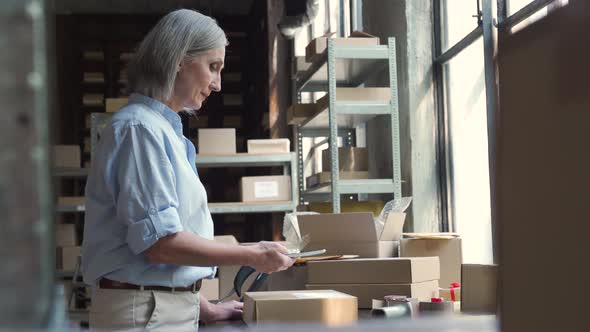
top-left (349, 31), bottom-right (377, 38)
top-left (379, 212), bottom-right (406, 241)
top-left (403, 232), bottom-right (460, 239)
top-left (297, 212), bottom-right (377, 242)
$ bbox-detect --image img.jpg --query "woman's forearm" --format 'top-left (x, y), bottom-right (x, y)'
top-left (144, 231), bottom-right (255, 267)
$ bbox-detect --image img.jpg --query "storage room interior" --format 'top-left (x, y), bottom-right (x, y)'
top-left (0, 0), bottom-right (588, 331)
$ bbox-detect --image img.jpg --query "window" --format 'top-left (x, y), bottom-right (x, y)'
top-left (434, 0), bottom-right (569, 264)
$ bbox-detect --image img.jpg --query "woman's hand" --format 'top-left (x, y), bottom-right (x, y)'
top-left (249, 241), bottom-right (295, 273)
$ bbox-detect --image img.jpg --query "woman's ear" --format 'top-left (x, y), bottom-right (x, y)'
top-left (177, 62), bottom-right (182, 73)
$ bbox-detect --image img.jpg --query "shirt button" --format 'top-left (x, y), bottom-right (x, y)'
top-left (149, 208), bottom-right (157, 215)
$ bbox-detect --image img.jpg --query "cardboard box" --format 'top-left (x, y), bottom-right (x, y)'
top-left (56, 224), bottom-right (77, 247)
top-left (243, 290), bottom-right (357, 326)
top-left (461, 264), bottom-right (498, 314)
top-left (306, 280), bottom-right (439, 308)
top-left (287, 104), bottom-right (318, 125)
top-left (266, 265), bottom-right (308, 291)
top-left (307, 257), bottom-right (440, 284)
top-left (106, 97), bottom-right (128, 113)
top-left (315, 88), bottom-right (391, 112)
top-left (400, 236), bottom-right (462, 287)
top-left (306, 171), bottom-right (368, 188)
top-left (240, 176), bottom-right (291, 202)
top-left (305, 31), bottom-right (380, 63)
top-left (57, 196), bottom-right (86, 207)
top-left (247, 139), bottom-right (290, 154)
top-left (223, 116), bottom-right (242, 128)
top-left (52, 145), bottom-right (81, 168)
top-left (197, 129), bottom-right (236, 155)
top-left (56, 246), bottom-right (81, 271)
top-left (307, 200), bottom-right (385, 217)
top-left (201, 278), bottom-right (219, 301)
top-left (297, 212), bottom-right (405, 258)
top-left (322, 147), bottom-right (368, 172)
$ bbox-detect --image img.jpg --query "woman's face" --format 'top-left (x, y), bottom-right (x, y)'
top-left (173, 47), bottom-right (225, 112)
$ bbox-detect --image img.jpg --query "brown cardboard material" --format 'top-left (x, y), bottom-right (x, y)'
top-left (201, 278), bottom-right (219, 301)
top-left (307, 257), bottom-right (440, 284)
top-left (461, 264), bottom-right (498, 314)
top-left (197, 129), bottom-right (236, 155)
top-left (400, 236), bottom-right (462, 287)
top-left (287, 104), bottom-right (317, 125)
top-left (240, 176), bottom-right (291, 202)
top-left (306, 171), bottom-right (368, 188)
top-left (56, 246), bottom-right (81, 271)
top-left (306, 280), bottom-right (439, 309)
top-left (305, 31), bottom-right (379, 63)
top-left (247, 139), bottom-right (290, 154)
top-left (322, 147), bottom-right (368, 172)
top-left (53, 145), bottom-right (81, 168)
top-left (266, 265), bottom-right (308, 291)
top-left (106, 97), bottom-right (128, 113)
top-left (243, 290), bottom-right (357, 326)
top-left (297, 212), bottom-right (405, 258)
top-left (56, 224), bottom-right (77, 247)
top-left (57, 196), bottom-right (86, 207)
top-left (315, 88), bottom-right (391, 111)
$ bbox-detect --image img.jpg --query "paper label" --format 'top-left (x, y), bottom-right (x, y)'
top-left (293, 291), bottom-right (348, 299)
top-left (254, 181), bottom-right (279, 198)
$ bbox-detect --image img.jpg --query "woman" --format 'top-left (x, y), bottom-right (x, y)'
top-left (81, 9), bottom-right (294, 331)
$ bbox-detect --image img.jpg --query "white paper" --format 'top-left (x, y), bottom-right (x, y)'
top-left (254, 181), bottom-right (279, 198)
top-left (292, 291), bottom-right (348, 299)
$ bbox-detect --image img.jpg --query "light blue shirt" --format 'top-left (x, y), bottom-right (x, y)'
top-left (82, 93), bottom-right (215, 287)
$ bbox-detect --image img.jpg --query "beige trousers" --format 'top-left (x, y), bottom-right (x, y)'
top-left (89, 288), bottom-right (200, 331)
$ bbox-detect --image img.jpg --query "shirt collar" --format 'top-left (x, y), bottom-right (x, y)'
top-left (128, 93), bottom-right (183, 136)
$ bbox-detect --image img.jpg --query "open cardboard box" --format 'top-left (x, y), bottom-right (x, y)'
top-left (243, 290), bottom-right (357, 326)
top-left (297, 212), bottom-right (405, 258)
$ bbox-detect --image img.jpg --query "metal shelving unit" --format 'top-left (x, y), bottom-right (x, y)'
top-left (197, 152), bottom-right (298, 214)
top-left (294, 38), bottom-right (402, 212)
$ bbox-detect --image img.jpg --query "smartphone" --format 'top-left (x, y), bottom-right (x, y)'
top-left (287, 249), bottom-right (327, 258)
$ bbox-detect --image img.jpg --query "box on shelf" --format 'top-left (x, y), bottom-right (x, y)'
top-left (247, 139), bottom-right (290, 154)
top-left (306, 280), bottom-right (439, 309)
top-left (306, 171), bottom-right (368, 188)
top-left (83, 72), bottom-right (104, 83)
top-left (461, 264), bottom-right (498, 314)
top-left (106, 97), bottom-right (128, 113)
top-left (201, 278), bottom-right (219, 301)
top-left (315, 88), bottom-right (391, 111)
top-left (197, 129), bottom-right (236, 155)
top-left (243, 290), bottom-right (357, 326)
top-left (222, 94), bottom-right (243, 106)
top-left (240, 175), bottom-right (291, 202)
top-left (321, 147), bottom-right (368, 172)
top-left (306, 257), bottom-right (440, 284)
top-left (305, 31), bottom-right (380, 63)
top-left (53, 145), bottom-right (81, 168)
top-left (223, 116), bottom-right (242, 128)
top-left (400, 234), bottom-right (462, 287)
top-left (287, 103), bottom-right (318, 125)
top-left (56, 246), bottom-right (81, 271)
top-left (297, 212), bottom-right (405, 258)
top-left (57, 196), bottom-right (86, 206)
top-left (56, 224), bottom-right (77, 247)
top-left (82, 94), bottom-right (104, 106)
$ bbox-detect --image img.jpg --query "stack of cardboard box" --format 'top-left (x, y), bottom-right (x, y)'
top-left (305, 257), bottom-right (440, 309)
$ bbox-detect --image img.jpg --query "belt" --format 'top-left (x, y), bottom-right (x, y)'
top-left (99, 278), bottom-right (202, 293)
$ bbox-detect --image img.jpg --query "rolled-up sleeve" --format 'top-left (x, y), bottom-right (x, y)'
top-left (109, 123), bottom-right (183, 254)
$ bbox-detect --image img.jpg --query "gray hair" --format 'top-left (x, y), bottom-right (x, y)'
top-left (127, 9), bottom-right (227, 100)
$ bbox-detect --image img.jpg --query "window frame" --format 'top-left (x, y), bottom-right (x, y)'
top-left (433, 0), bottom-right (565, 262)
